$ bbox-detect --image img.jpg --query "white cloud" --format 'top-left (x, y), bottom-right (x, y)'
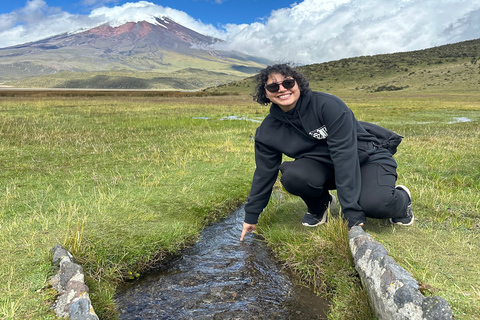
top-left (214, 0), bottom-right (480, 64)
top-left (87, 1), bottom-right (222, 36)
top-left (0, 0), bottom-right (104, 47)
top-left (0, 0), bottom-right (479, 65)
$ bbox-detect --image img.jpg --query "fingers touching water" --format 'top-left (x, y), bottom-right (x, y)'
top-left (240, 222), bottom-right (257, 241)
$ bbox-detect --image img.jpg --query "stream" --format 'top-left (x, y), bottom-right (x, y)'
top-left (115, 206), bottom-right (328, 319)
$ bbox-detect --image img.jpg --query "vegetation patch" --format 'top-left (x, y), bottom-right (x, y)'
top-left (371, 84), bottom-right (409, 92)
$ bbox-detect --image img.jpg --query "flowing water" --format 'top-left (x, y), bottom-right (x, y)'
top-left (115, 206), bottom-right (328, 319)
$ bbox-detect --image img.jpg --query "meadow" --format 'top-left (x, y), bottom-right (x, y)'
top-left (259, 90), bottom-right (480, 319)
top-left (0, 89), bottom-right (478, 319)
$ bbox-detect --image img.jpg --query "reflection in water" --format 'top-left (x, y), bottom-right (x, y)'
top-left (115, 206), bottom-right (328, 319)
top-left (447, 117), bottom-right (472, 124)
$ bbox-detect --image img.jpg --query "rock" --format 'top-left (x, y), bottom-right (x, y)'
top-left (69, 299), bottom-right (99, 320)
top-left (49, 245), bottom-right (99, 320)
top-left (422, 296), bottom-right (454, 320)
top-left (52, 244), bottom-right (74, 268)
top-left (348, 226), bottom-right (453, 320)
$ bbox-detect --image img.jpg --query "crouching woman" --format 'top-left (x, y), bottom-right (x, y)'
top-left (240, 64), bottom-right (413, 241)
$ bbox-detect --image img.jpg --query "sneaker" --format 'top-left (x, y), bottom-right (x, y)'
top-left (390, 185), bottom-right (414, 226)
top-left (302, 194), bottom-right (337, 227)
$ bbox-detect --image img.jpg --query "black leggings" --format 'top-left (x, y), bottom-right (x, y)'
top-left (279, 158), bottom-right (409, 219)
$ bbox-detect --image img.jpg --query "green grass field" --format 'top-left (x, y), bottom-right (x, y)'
top-left (259, 90), bottom-right (480, 319)
top-left (0, 90), bottom-right (478, 319)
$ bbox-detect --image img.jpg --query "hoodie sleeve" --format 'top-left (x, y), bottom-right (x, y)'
top-left (322, 97), bottom-right (366, 227)
top-left (244, 129), bottom-right (283, 225)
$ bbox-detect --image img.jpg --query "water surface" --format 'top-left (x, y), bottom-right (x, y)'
top-left (115, 206), bottom-right (328, 319)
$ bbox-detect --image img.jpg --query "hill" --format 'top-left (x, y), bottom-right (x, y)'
top-left (0, 17), bottom-right (269, 90)
top-left (208, 38), bottom-right (480, 94)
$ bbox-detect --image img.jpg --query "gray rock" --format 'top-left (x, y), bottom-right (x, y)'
top-left (422, 296), bottom-right (454, 320)
top-left (51, 244), bottom-right (73, 268)
top-left (49, 245), bottom-right (99, 320)
top-left (348, 226), bottom-right (453, 320)
top-left (69, 298), bottom-right (99, 320)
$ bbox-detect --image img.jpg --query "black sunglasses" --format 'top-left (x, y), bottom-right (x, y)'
top-left (264, 79), bottom-right (296, 93)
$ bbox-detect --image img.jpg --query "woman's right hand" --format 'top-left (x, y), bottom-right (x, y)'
top-left (240, 222), bottom-right (257, 241)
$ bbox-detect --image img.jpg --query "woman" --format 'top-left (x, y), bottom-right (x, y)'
top-left (240, 64), bottom-right (413, 241)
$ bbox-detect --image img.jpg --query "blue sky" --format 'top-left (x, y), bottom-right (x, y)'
top-left (1, 0), bottom-right (480, 65)
top-left (0, 0), bottom-right (296, 25)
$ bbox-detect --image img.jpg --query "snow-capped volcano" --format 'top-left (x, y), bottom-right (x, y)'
top-left (0, 16), bottom-right (269, 86)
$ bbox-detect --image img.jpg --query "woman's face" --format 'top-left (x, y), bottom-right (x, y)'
top-left (265, 72), bottom-right (301, 112)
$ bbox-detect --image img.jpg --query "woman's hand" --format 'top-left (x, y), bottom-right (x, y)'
top-left (240, 222), bottom-right (257, 241)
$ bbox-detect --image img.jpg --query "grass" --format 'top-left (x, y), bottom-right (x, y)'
top-left (0, 93), bottom-right (262, 319)
top-left (0, 89), bottom-right (479, 319)
top-left (4, 68), bottom-right (251, 90)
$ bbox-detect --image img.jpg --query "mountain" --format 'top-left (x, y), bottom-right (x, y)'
top-left (208, 38), bottom-right (480, 94)
top-left (0, 17), bottom-right (270, 90)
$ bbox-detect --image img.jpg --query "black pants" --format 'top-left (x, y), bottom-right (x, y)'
top-left (279, 158), bottom-right (409, 220)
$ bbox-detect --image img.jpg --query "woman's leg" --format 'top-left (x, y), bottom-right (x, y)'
top-left (279, 158), bottom-right (335, 215)
top-left (359, 163), bottom-right (410, 219)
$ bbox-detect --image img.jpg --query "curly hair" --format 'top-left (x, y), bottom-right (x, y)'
top-left (252, 64), bottom-right (311, 105)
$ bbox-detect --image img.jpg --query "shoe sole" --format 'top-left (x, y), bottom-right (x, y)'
top-left (302, 217), bottom-right (326, 227)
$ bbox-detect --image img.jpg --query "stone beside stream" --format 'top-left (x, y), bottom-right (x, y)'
top-left (348, 226), bottom-right (454, 320)
top-left (49, 244), bottom-right (99, 320)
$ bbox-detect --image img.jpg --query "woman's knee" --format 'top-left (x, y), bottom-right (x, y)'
top-left (280, 169), bottom-right (327, 197)
top-left (279, 159), bottom-right (333, 196)
top-left (280, 169), bottom-right (320, 195)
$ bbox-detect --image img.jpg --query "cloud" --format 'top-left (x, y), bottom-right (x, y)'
top-left (214, 0), bottom-right (480, 64)
top-left (0, 0), bottom-right (104, 47)
top-left (87, 1), bottom-right (222, 36)
top-left (442, 8), bottom-right (480, 42)
top-left (0, 0), bottom-right (479, 65)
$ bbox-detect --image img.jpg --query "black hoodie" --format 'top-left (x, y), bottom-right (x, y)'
top-left (244, 91), bottom-right (396, 227)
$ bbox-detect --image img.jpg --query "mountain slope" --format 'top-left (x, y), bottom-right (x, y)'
top-left (0, 17), bottom-right (269, 89)
top-left (209, 38), bottom-right (480, 94)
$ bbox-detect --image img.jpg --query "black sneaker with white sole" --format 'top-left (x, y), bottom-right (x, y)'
top-left (302, 194), bottom-right (337, 227)
top-left (390, 185), bottom-right (414, 226)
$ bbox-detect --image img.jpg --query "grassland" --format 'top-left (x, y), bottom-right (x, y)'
top-left (0, 76), bottom-right (479, 319)
top-left (259, 90), bottom-right (480, 319)
top-left (0, 92), bottom-right (262, 319)
top-left (3, 67), bottom-right (252, 91)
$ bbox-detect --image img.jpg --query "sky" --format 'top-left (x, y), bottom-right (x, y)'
top-left (1, 0), bottom-right (480, 65)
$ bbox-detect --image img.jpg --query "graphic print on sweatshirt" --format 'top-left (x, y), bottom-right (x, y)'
top-left (309, 125), bottom-right (328, 140)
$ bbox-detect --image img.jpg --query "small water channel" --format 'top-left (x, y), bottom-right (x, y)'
top-left (115, 206), bottom-right (328, 319)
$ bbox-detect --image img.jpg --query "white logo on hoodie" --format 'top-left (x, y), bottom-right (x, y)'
top-left (309, 126), bottom-right (328, 140)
